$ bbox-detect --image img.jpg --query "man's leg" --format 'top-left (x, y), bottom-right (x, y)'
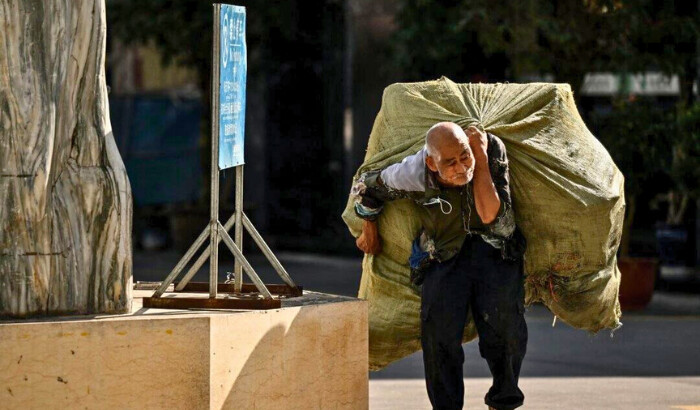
top-left (470, 239), bottom-right (528, 410)
top-left (420, 253), bottom-right (472, 410)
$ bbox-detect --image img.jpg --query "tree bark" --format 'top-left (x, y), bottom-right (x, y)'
top-left (0, 0), bottom-right (132, 317)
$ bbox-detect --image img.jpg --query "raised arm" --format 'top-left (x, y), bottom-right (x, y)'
top-left (469, 129), bottom-right (516, 238)
top-left (467, 127), bottom-right (502, 225)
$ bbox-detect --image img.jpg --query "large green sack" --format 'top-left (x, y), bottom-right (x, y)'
top-left (342, 77), bottom-right (624, 371)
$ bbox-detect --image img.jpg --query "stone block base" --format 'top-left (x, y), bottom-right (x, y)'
top-left (0, 290), bottom-right (368, 409)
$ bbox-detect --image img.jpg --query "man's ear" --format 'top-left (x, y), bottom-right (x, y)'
top-left (426, 155), bottom-right (438, 173)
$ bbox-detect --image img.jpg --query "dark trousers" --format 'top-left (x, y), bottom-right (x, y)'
top-left (420, 234), bottom-right (528, 410)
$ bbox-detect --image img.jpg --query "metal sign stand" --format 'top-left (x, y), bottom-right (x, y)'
top-left (143, 4), bottom-right (301, 310)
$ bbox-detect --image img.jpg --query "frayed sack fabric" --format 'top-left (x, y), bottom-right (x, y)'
top-left (342, 77), bottom-right (624, 371)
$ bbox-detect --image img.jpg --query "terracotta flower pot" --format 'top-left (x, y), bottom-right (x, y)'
top-left (617, 257), bottom-right (658, 311)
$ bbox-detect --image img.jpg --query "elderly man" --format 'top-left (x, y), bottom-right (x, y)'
top-left (351, 122), bottom-right (527, 410)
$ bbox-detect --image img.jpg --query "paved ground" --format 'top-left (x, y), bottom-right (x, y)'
top-left (370, 377), bottom-right (700, 410)
top-left (135, 250), bottom-right (700, 409)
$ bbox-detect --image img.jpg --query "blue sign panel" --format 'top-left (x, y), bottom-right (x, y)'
top-left (218, 4), bottom-right (246, 169)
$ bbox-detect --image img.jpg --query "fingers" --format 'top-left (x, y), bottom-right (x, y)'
top-left (465, 125), bottom-right (483, 138)
top-left (366, 243), bottom-right (381, 254)
top-left (465, 126), bottom-right (487, 154)
top-left (355, 235), bottom-right (365, 251)
top-left (356, 233), bottom-right (381, 254)
top-left (356, 235), bottom-right (371, 254)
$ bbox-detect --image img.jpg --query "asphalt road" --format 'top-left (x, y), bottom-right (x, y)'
top-left (135, 250), bottom-right (700, 409)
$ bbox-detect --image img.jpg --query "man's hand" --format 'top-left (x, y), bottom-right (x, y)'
top-left (356, 219), bottom-right (382, 254)
top-left (466, 125), bottom-right (488, 156)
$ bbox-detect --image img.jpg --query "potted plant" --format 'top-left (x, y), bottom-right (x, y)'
top-left (594, 98), bottom-right (672, 310)
top-left (652, 102), bottom-right (700, 283)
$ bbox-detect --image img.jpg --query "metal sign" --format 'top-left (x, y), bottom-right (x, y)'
top-left (144, 3), bottom-right (299, 310)
top-left (218, 4), bottom-right (246, 169)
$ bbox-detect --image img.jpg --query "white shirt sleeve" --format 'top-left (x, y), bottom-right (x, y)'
top-left (379, 147), bottom-right (427, 192)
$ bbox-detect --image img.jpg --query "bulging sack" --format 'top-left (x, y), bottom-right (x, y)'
top-left (342, 77), bottom-right (624, 371)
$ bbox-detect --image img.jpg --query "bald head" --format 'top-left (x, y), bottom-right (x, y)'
top-left (424, 122), bottom-right (475, 187)
top-left (425, 122), bottom-right (468, 160)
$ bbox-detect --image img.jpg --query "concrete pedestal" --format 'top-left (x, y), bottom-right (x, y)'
top-left (0, 290), bottom-right (368, 409)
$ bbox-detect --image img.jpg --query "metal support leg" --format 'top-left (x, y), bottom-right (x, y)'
top-left (152, 225), bottom-right (210, 297)
top-left (218, 221), bottom-right (273, 299)
top-left (234, 166), bottom-right (244, 292)
top-left (175, 212), bottom-right (236, 291)
top-left (209, 5), bottom-right (221, 299)
top-left (209, 219), bottom-right (219, 298)
top-left (242, 212), bottom-right (298, 289)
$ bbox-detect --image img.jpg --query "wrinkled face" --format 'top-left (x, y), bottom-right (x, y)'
top-left (427, 137), bottom-right (475, 187)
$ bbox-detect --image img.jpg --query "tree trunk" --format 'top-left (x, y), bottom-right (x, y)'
top-left (0, 0), bottom-right (132, 317)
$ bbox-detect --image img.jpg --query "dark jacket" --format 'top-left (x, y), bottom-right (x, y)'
top-left (351, 132), bottom-right (526, 269)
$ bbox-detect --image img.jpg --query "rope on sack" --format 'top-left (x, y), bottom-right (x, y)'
top-left (523, 273), bottom-right (560, 327)
top-left (548, 275), bottom-right (559, 303)
top-left (549, 275), bottom-right (560, 327)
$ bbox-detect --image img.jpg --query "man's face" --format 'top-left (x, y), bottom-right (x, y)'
top-left (427, 138), bottom-right (475, 187)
